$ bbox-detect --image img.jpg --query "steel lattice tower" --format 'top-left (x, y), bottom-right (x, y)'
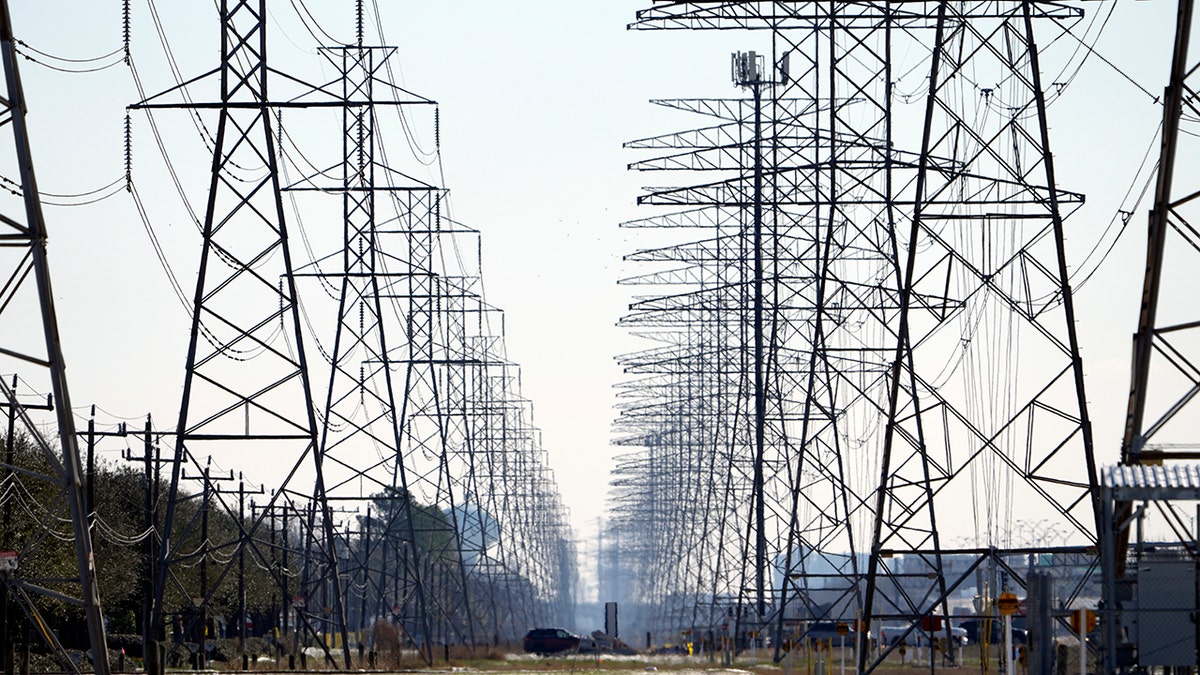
top-left (1118, 0), bottom-right (1200, 482)
top-left (131, 1), bottom-right (579, 658)
top-left (859, 1), bottom-right (1099, 667)
top-left (860, 2), bottom-right (1100, 668)
top-left (279, 5), bottom-right (578, 648)
top-left (616, 2), bottom-right (1102, 665)
top-left (617, 81), bottom-right (865, 639)
top-left (1101, 0), bottom-right (1200, 669)
top-left (0, 4), bottom-right (110, 672)
top-left (131, 0), bottom-right (339, 663)
top-left (618, 3), bottom-right (914, 645)
top-left (289, 39), bottom-right (446, 661)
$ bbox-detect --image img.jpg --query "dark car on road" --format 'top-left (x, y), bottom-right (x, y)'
top-left (801, 622), bottom-right (855, 647)
top-left (523, 628), bottom-right (581, 655)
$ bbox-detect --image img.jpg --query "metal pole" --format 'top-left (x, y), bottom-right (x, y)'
top-left (239, 472), bottom-right (247, 669)
top-left (199, 459), bottom-right (210, 670)
top-left (142, 417), bottom-right (155, 671)
top-left (1004, 613), bottom-right (1013, 675)
top-left (86, 410), bottom-right (95, 520)
top-left (1076, 609), bottom-right (1085, 675)
top-left (750, 74), bottom-right (767, 619)
top-left (282, 500), bottom-right (290, 636)
top-left (360, 506), bottom-right (370, 655)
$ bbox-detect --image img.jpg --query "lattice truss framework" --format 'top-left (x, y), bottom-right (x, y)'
top-left (1103, 0), bottom-right (1200, 668)
top-left (609, 1), bottom-right (1100, 656)
top-left (1119, 0), bottom-right (1200, 468)
top-left (286, 45), bottom-right (577, 647)
top-left (129, 0), bottom-right (342, 662)
top-left (0, 3), bottom-right (110, 673)
top-left (127, 0), bottom-right (576, 660)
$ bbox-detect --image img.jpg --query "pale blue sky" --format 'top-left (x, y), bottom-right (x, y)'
top-left (5, 0), bottom-right (1185, 563)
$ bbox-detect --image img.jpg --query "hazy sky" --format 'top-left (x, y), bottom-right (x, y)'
top-left (5, 0), bottom-right (1185, 560)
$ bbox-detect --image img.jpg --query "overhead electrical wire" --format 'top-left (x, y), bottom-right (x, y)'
top-left (1051, 0), bottom-right (1160, 104)
top-left (1067, 125), bottom-right (1161, 292)
top-left (73, 403), bottom-right (151, 423)
top-left (369, 0), bottom-right (438, 166)
top-left (31, 176), bottom-right (126, 200)
top-left (126, 61), bottom-right (202, 231)
top-left (128, 182), bottom-right (193, 319)
top-left (144, 0), bottom-right (218, 153)
top-left (39, 188), bottom-right (127, 208)
top-left (0, 174), bottom-right (128, 207)
top-left (92, 516), bottom-right (155, 546)
top-left (14, 39), bottom-right (122, 64)
top-left (290, 0), bottom-right (347, 47)
top-left (275, 113), bottom-right (340, 301)
top-left (14, 44), bottom-right (124, 74)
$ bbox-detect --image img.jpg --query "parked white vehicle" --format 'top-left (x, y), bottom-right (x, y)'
top-left (879, 623), bottom-right (968, 647)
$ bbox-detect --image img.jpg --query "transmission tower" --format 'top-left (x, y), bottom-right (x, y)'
top-left (618, 6), bottom-right (912, 647)
top-left (0, 4), bottom-right (110, 673)
top-left (1102, 0), bottom-right (1200, 669)
top-left (275, 6), bottom-right (577, 649)
top-left (129, 1), bottom-right (577, 657)
top-left (1118, 0), bottom-right (1200, 487)
top-left (275, 12), bottom-right (577, 655)
top-left (287, 38), bottom-right (447, 661)
top-left (861, 4), bottom-right (1100, 668)
top-left (457, 337), bottom-right (578, 636)
top-left (129, 0), bottom-right (342, 664)
top-left (618, 3), bottom-right (1102, 668)
top-left (293, 110), bottom-right (488, 650)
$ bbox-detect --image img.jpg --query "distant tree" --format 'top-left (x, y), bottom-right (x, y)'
top-left (0, 431), bottom-right (289, 642)
top-left (0, 431), bottom-right (142, 645)
top-left (358, 489), bottom-right (458, 563)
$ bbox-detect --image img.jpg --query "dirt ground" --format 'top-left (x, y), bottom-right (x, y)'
top-left (232, 644), bottom-right (1023, 675)
top-left (443, 648), bottom-right (1017, 675)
